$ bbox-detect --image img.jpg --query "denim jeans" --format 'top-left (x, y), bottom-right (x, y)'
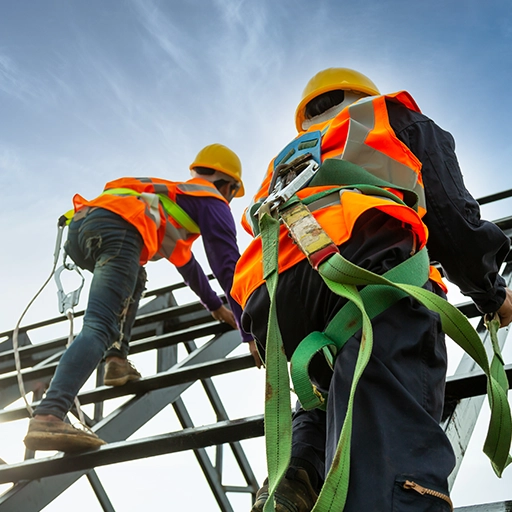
top-left (35, 208), bottom-right (146, 420)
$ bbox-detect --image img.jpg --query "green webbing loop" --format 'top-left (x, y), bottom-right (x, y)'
top-left (302, 252), bottom-right (512, 511)
top-left (309, 158), bottom-right (420, 211)
top-left (102, 187), bottom-right (200, 234)
top-left (290, 248), bottom-right (430, 411)
top-left (260, 227), bottom-right (512, 511)
top-left (259, 205), bottom-right (292, 512)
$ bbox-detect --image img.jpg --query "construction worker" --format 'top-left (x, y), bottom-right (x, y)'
top-left (23, 143), bottom-right (255, 453)
top-left (231, 68), bottom-right (512, 511)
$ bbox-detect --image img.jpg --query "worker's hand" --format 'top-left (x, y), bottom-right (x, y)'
top-left (497, 287), bottom-right (512, 327)
top-left (211, 305), bottom-right (237, 330)
top-left (248, 340), bottom-right (263, 369)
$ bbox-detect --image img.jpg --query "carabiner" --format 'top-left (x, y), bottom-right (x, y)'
top-left (54, 259), bottom-right (85, 315)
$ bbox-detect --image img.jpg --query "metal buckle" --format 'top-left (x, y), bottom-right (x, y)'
top-left (54, 259), bottom-right (85, 315)
top-left (259, 153), bottom-right (320, 214)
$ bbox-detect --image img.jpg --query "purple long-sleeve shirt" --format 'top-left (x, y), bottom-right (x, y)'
top-left (175, 194), bottom-right (252, 342)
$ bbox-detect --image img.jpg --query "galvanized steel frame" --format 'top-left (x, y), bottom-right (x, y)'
top-left (0, 192), bottom-right (512, 510)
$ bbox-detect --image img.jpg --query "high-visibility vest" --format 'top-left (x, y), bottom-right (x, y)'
top-left (232, 91), bottom-right (445, 308)
top-left (72, 177), bottom-right (228, 266)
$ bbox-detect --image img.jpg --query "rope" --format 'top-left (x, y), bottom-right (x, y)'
top-left (12, 221), bottom-right (89, 429)
top-left (12, 266), bottom-right (57, 417)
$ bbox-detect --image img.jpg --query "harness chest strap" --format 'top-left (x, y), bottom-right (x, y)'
top-left (258, 202), bottom-right (512, 511)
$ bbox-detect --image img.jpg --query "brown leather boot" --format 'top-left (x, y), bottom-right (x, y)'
top-left (24, 418), bottom-right (106, 453)
top-left (103, 358), bottom-right (141, 386)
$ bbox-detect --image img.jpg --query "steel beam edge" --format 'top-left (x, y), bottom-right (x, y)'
top-left (0, 415), bottom-right (265, 484)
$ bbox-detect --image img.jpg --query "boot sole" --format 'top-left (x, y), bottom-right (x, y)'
top-left (24, 431), bottom-right (106, 453)
top-left (103, 374), bottom-right (141, 387)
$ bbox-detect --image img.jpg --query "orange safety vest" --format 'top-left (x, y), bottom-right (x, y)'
top-left (72, 177), bottom-right (228, 266)
top-left (232, 91), bottom-right (445, 308)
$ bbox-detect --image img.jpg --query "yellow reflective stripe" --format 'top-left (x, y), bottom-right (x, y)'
top-left (62, 209), bottom-right (75, 225)
top-left (103, 187), bottom-right (140, 197)
top-left (157, 194), bottom-right (200, 234)
top-left (101, 188), bottom-right (200, 234)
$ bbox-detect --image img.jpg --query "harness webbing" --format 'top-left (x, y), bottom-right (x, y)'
top-left (259, 203), bottom-right (512, 511)
top-left (260, 205), bottom-right (292, 512)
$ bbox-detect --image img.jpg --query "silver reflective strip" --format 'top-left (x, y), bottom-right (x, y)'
top-left (139, 193), bottom-right (161, 229)
top-left (177, 183), bottom-right (224, 199)
top-left (244, 199), bottom-right (258, 230)
top-left (153, 183), bottom-right (169, 195)
top-left (152, 211), bottom-right (193, 261)
top-left (306, 192), bottom-right (341, 213)
top-left (336, 99), bottom-right (426, 209)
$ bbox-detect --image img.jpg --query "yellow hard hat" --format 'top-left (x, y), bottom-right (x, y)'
top-left (295, 68), bottom-right (380, 132)
top-left (189, 143), bottom-right (244, 197)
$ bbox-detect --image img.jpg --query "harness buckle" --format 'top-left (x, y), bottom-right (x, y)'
top-left (259, 153), bottom-right (320, 214)
top-left (280, 202), bottom-right (339, 270)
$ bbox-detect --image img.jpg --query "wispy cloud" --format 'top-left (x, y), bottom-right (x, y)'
top-left (0, 53), bottom-right (34, 101)
top-left (131, 0), bottom-right (197, 76)
top-left (0, 52), bottom-right (59, 105)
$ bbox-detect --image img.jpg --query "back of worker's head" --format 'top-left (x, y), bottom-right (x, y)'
top-left (189, 143), bottom-right (245, 202)
top-left (295, 67), bottom-right (380, 132)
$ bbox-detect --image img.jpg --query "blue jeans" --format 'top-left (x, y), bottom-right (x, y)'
top-left (35, 208), bottom-right (146, 420)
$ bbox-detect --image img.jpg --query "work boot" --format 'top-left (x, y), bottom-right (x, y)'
top-left (23, 418), bottom-right (106, 453)
top-left (251, 468), bottom-right (318, 512)
top-left (103, 358), bottom-right (141, 386)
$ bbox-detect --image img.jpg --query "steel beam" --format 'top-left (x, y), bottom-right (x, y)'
top-left (454, 502), bottom-right (512, 511)
top-left (0, 415), bottom-right (264, 484)
top-left (0, 330), bottom-right (243, 511)
top-left (173, 398), bottom-right (235, 512)
top-left (0, 352), bottom-right (254, 423)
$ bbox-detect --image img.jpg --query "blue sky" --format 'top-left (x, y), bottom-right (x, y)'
top-left (1, 0), bottom-right (512, 510)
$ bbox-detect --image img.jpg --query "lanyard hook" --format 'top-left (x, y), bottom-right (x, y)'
top-left (54, 256), bottom-right (85, 315)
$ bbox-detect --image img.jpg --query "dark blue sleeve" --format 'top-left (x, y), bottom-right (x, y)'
top-left (387, 100), bottom-right (510, 313)
top-left (176, 194), bottom-right (253, 342)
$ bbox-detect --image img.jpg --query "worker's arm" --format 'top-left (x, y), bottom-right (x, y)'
top-left (498, 287), bottom-right (512, 327)
top-left (388, 100), bottom-right (511, 316)
top-left (175, 254), bottom-right (223, 312)
top-left (176, 194), bottom-right (253, 343)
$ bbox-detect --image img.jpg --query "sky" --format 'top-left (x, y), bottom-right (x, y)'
top-left (1, 0), bottom-right (512, 510)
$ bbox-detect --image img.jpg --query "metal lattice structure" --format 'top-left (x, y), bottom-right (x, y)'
top-left (0, 190), bottom-right (512, 511)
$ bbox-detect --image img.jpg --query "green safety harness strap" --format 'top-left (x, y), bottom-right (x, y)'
top-left (290, 247), bottom-right (430, 411)
top-left (258, 200), bottom-right (512, 511)
top-left (260, 204), bottom-right (293, 512)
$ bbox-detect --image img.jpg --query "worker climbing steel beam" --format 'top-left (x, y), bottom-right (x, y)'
top-left (231, 68), bottom-right (512, 511)
top-left (22, 143), bottom-right (256, 453)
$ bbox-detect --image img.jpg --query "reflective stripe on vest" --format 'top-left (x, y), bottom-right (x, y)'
top-left (233, 92), bottom-right (432, 308)
top-left (336, 95), bottom-right (425, 213)
top-left (71, 177), bottom-right (225, 266)
top-left (100, 187), bottom-right (202, 263)
top-left (242, 91), bottom-right (424, 236)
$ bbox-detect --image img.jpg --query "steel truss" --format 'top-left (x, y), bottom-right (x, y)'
top-left (0, 190), bottom-right (511, 511)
